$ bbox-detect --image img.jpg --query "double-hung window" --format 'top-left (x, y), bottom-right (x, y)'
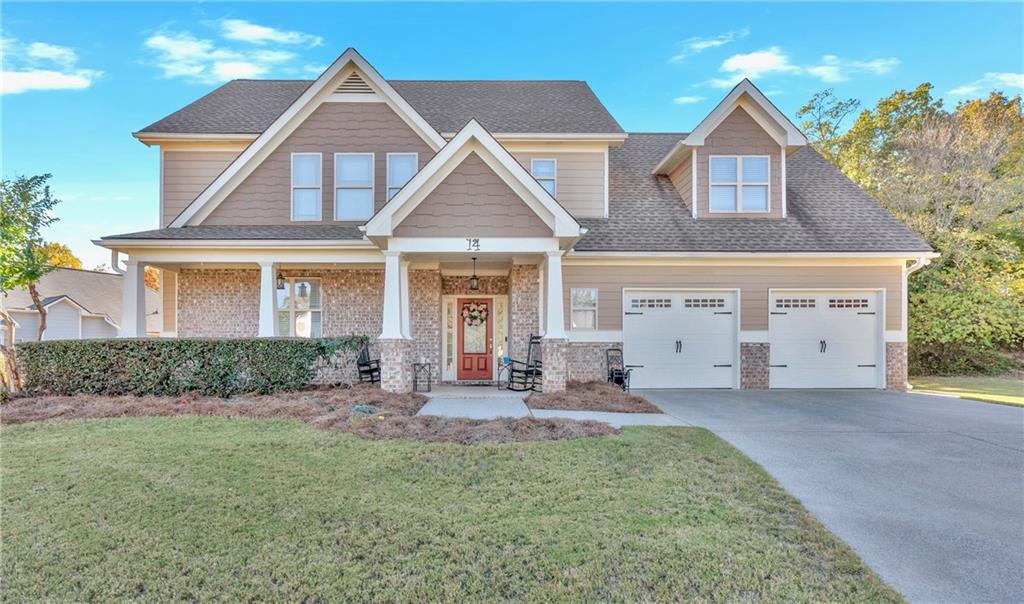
top-left (291, 153), bottom-right (322, 221)
top-left (570, 288), bottom-right (598, 330)
top-left (710, 155), bottom-right (769, 213)
top-left (531, 158), bottom-right (557, 197)
top-left (335, 153), bottom-right (374, 220)
top-left (276, 278), bottom-right (322, 338)
top-left (387, 153), bottom-right (417, 200)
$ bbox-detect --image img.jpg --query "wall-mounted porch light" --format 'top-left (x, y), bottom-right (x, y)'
top-left (469, 257), bottom-right (479, 291)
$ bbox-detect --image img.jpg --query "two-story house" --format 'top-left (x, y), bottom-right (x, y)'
top-left (97, 49), bottom-right (935, 393)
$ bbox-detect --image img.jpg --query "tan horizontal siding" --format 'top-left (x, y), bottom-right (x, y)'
top-left (563, 264), bottom-right (902, 331)
top-left (205, 102), bottom-right (435, 225)
top-left (667, 154), bottom-right (691, 207)
top-left (511, 151), bottom-right (605, 218)
top-left (162, 151), bottom-right (240, 226)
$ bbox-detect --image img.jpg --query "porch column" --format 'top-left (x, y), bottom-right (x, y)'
top-left (119, 260), bottom-right (147, 337)
top-left (541, 251), bottom-right (568, 392)
top-left (257, 261), bottom-right (276, 337)
top-left (380, 251), bottom-right (412, 392)
top-left (380, 251), bottom-right (404, 339)
top-left (399, 258), bottom-right (411, 339)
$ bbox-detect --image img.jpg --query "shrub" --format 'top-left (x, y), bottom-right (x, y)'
top-left (15, 337), bottom-right (367, 397)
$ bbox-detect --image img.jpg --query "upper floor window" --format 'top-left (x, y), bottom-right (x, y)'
top-left (710, 156), bottom-right (769, 213)
top-left (531, 159), bottom-right (557, 197)
top-left (291, 153), bottom-right (322, 221)
top-left (570, 288), bottom-right (598, 330)
top-left (276, 278), bottom-right (322, 337)
top-left (335, 153), bottom-right (374, 220)
top-left (387, 153), bottom-right (417, 200)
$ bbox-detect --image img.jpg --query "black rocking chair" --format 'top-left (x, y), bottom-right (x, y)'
top-left (606, 348), bottom-right (632, 391)
top-left (506, 335), bottom-right (544, 392)
top-left (356, 344), bottom-right (381, 384)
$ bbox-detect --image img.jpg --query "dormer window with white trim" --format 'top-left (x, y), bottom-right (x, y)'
top-left (710, 155), bottom-right (769, 213)
top-left (291, 153), bottom-right (322, 221)
top-left (387, 153), bottom-right (417, 200)
top-left (531, 158), bottom-right (557, 197)
top-left (335, 153), bottom-right (374, 220)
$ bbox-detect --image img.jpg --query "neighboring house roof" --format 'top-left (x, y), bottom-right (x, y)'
top-left (2, 267), bottom-right (162, 332)
top-left (137, 79), bottom-right (624, 136)
top-left (574, 134), bottom-right (933, 253)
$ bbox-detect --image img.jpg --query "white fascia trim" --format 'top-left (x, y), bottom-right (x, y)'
top-left (566, 251), bottom-right (941, 259)
top-left (364, 119), bottom-right (582, 238)
top-left (603, 148), bottom-right (609, 218)
top-left (567, 330), bottom-right (622, 343)
top-left (739, 330), bottom-right (769, 343)
top-left (133, 132), bottom-right (259, 146)
top-left (388, 237), bottom-right (561, 254)
top-left (442, 132), bottom-right (629, 143)
top-left (652, 140), bottom-right (687, 175)
top-left (94, 238), bottom-right (376, 249)
top-left (169, 48), bottom-right (445, 228)
top-left (685, 79), bottom-right (808, 148)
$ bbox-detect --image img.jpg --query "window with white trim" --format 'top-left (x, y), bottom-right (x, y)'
top-left (276, 278), bottom-right (322, 337)
top-left (335, 153), bottom-right (374, 220)
top-left (291, 153), bottom-right (321, 221)
top-left (710, 155), bottom-right (769, 213)
top-left (531, 158), bottom-right (556, 197)
top-left (570, 288), bottom-right (598, 330)
top-left (387, 153), bottom-right (417, 200)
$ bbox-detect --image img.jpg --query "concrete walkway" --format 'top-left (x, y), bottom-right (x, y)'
top-left (416, 386), bottom-right (685, 427)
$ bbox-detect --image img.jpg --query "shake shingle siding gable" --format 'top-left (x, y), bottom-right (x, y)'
top-left (574, 134), bottom-right (932, 253)
top-left (137, 79), bottom-right (623, 135)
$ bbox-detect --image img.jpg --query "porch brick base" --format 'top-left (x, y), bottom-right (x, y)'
top-left (380, 338), bottom-right (413, 393)
top-left (540, 338), bottom-right (568, 392)
top-left (740, 343), bottom-right (770, 390)
top-left (567, 341), bottom-right (622, 383)
top-left (886, 341), bottom-right (908, 391)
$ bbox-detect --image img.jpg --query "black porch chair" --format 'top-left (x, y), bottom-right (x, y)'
top-left (506, 335), bottom-right (544, 392)
top-left (606, 348), bottom-right (632, 391)
top-left (356, 344), bottom-right (381, 384)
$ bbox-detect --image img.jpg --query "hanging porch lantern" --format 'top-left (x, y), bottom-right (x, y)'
top-left (469, 257), bottom-right (480, 291)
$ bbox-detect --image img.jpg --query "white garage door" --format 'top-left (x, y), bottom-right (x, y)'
top-left (769, 290), bottom-right (883, 388)
top-left (623, 290), bottom-right (737, 389)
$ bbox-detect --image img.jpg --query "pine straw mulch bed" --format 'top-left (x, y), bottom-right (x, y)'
top-left (0, 384), bottom-right (616, 445)
top-left (528, 380), bottom-right (662, 413)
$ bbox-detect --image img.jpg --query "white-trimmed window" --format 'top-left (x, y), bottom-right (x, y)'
top-left (387, 153), bottom-right (417, 200)
top-left (710, 155), bottom-right (769, 213)
top-left (335, 153), bottom-right (374, 220)
top-left (531, 158), bottom-right (557, 197)
top-left (276, 278), bottom-right (322, 338)
top-left (291, 153), bottom-right (322, 221)
top-left (570, 288), bottom-right (598, 330)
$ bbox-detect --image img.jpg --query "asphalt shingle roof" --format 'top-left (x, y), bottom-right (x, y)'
top-left (104, 225), bottom-right (367, 241)
top-left (137, 79), bottom-right (623, 135)
top-left (575, 133), bottom-right (932, 252)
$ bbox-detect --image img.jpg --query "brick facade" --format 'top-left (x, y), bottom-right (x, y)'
top-left (441, 275), bottom-right (509, 296)
top-left (567, 341), bottom-right (621, 383)
top-left (886, 341), bottom-right (908, 391)
top-left (177, 269), bottom-right (260, 337)
top-left (540, 338), bottom-right (568, 392)
top-left (740, 343), bottom-right (770, 389)
top-left (409, 269), bottom-right (442, 383)
top-left (379, 338), bottom-right (413, 393)
top-left (509, 264), bottom-right (540, 361)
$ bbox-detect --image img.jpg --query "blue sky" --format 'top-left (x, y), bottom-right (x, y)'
top-left (2, 2), bottom-right (1022, 268)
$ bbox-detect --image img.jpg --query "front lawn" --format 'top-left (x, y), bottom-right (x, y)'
top-left (910, 375), bottom-right (1024, 406)
top-left (2, 417), bottom-right (901, 601)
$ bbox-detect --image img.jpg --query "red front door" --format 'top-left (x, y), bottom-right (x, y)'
top-left (457, 298), bottom-right (492, 380)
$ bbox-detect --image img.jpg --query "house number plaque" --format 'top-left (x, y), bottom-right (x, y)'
top-left (466, 238), bottom-right (481, 251)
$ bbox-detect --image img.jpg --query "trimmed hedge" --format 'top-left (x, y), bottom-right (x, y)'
top-left (16, 337), bottom-right (368, 397)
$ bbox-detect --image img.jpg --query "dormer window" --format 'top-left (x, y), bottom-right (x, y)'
top-left (531, 159), bottom-right (557, 197)
top-left (710, 156), bottom-right (769, 213)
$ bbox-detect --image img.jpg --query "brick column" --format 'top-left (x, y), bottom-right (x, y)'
top-left (886, 342), bottom-right (908, 391)
top-left (509, 263), bottom-right (539, 361)
top-left (380, 338), bottom-right (413, 393)
top-left (541, 338), bottom-right (568, 392)
top-left (740, 343), bottom-right (770, 389)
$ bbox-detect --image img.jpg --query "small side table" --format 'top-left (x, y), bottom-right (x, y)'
top-left (412, 363), bottom-right (432, 393)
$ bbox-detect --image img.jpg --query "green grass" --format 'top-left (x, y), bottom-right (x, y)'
top-left (2, 417), bottom-right (901, 602)
top-left (911, 375), bottom-right (1024, 406)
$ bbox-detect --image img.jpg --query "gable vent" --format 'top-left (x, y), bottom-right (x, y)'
top-left (335, 72), bottom-right (373, 94)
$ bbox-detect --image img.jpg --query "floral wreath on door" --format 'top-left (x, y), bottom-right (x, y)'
top-left (462, 302), bottom-right (489, 326)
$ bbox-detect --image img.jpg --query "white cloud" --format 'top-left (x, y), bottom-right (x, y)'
top-left (220, 19), bottom-right (323, 47)
top-left (143, 21), bottom-right (322, 84)
top-left (708, 47), bottom-right (899, 88)
top-left (669, 27), bottom-right (749, 63)
top-left (0, 37), bottom-right (101, 95)
top-left (949, 72), bottom-right (1024, 96)
top-left (672, 95), bottom-right (704, 105)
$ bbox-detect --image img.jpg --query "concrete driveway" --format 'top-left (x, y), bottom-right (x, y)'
top-left (641, 389), bottom-right (1024, 604)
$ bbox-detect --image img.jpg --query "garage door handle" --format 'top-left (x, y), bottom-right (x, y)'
top-left (625, 364), bottom-right (644, 368)
top-left (770, 311), bottom-right (787, 315)
top-left (857, 311), bottom-right (876, 315)
top-left (857, 364), bottom-right (877, 368)
top-left (713, 364), bottom-right (732, 368)
top-left (624, 311), bottom-right (643, 316)
top-left (770, 364), bottom-right (788, 368)
top-left (714, 311), bottom-right (732, 315)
